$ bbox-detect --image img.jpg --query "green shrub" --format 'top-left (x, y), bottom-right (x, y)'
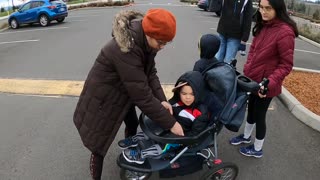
top-left (313, 9), bottom-right (320, 20)
top-left (67, 1), bottom-right (129, 10)
top-left (299, 25), bottom-right (320, 44)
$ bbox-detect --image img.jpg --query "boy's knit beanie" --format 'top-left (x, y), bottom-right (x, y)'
top-left (142, 8), bottom-right (176, 42)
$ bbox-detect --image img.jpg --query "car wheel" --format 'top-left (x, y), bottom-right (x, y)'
top-left (39, 14), bottom-right (50, 27)
top-left (10, 18), bottom-right (19, 29)
top-left (57, 17), bottom-right (65, 23)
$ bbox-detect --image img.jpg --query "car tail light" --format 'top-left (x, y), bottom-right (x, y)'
top-left (47, 5), bottom-right (56, 9)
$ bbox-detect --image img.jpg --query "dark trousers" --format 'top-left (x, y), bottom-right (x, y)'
top-left (246, 94), bottom-right (272, 140)
top-left (124, 105), bottom-right (139, 138)
top-left (89, 106), bottom-right (139, 180)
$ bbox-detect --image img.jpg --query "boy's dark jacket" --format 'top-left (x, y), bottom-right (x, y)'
top-left (193, 34), bottom-right (220, 73)
top-left (169, 71), bottom-right (209, 136)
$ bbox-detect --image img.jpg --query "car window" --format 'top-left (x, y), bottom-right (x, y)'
top-left (50, 0), bottom-right (62, 3)
top-left (20, 3), bottom-right (31, 11)
top-left (31, 1), bottom-right (44, 8)
top-left (30, 2), bottom-right (38, 9)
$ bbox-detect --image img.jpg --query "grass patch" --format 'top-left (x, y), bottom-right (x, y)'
top-left (0, 10), bottom-right (14, 18)
top-left (0, 22), bottom-right (8, 30)
top-left (68, 1), bottom-right (130, 10)
top-left (67, 0), bottom-right (89, 5)
top-left (180, 0), bottom-right (198, 5)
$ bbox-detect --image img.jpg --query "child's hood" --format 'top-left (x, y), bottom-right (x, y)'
top-left (171, 71), bottom-right (205, 106)
top-left (199, 34), bottom-right (220, 59)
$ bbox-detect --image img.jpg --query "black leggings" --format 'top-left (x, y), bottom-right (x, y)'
top-left (124, 106), bottom-right (139, 138)
top-left (246, 94), bottom-right (272, 140)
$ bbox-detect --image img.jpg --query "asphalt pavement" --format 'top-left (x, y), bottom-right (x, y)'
top-left (0, 0), bottom-right (320, 180)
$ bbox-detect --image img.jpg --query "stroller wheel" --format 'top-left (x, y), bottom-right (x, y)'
top-left (120, 168), bottom-right (152, 180)
top-left (201, 162), bottom-right (238, 180)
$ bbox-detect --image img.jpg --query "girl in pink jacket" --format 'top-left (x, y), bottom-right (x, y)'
top-left (229, 0), bottom-right (299, 158)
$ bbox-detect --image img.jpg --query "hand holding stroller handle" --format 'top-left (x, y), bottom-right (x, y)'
top-left (259, 78), bottom-right (269, 95)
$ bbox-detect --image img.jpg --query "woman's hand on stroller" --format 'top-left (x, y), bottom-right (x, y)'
top-left (170, 122), bottom-right (185, 136)
top-left (161, 101), bottom-right (173, 115)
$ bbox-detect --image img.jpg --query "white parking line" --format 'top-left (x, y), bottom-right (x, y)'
top-left (136, 3), bottom-right (190, 7)
top-left (0, 39), bottom-right (39, 45)
top-left (245, 43), bottom-right (320, 55)
top-left (68, 14), bottom-right (101, 18)
top-left (201, 21), bottom-right (218, 23)
top-left (295, 49), bottom-right (320, 55)
top-left (0, 27), bottom-right (69, 35)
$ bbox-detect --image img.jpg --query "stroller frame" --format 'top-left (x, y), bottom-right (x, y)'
top-left (117, 114), bottom-right (239, 180)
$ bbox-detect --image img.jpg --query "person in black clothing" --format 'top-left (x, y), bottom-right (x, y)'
top-left (215, 0), bottom-right (253, 63)
top-left (193, 34), bottom-right (221, 73)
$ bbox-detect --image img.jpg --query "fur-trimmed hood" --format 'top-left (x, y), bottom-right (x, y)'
top-left (112, 10), bottom-right (144, 53)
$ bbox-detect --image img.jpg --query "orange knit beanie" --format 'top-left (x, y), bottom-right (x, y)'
top-left (142, 8), bottom-right (176, 42)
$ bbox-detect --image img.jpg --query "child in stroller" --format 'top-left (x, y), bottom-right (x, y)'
top-left (117, 62), bottom-right (262, 179)
top-left (118, 71), bottom-right (209, 164)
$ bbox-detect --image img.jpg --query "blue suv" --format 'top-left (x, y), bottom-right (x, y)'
top-left (8, 0), bottom-right (68, 29)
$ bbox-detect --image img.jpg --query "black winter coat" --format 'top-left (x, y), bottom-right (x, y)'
top-left (73, 10), bottom-right (176, 156)
top-left (217, 0), bottom-right (253, 42)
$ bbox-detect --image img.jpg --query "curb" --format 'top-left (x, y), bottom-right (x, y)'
top-left (299, 35), bottom-right (320, 48)
top-left (278, 68), bottom-right (320, 132)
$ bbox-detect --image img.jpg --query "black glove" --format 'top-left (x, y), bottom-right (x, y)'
top-left (238, 43), bottom-right (246, 56)
top-left (238, 43), bottom-right (246, 51)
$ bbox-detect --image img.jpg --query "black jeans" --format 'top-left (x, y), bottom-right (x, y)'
top-left (124, 106), bottom-right (139, 138)
top-left (246, 94), bottom-right (272, 140)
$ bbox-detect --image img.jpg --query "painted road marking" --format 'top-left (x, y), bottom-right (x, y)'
top-left (0, 39), bottom-right (39, 45)
top-left (245, 43), bottom-right (320, 55)
top-left (0, 79), bottom-right (274, 110)
top-left (0, 27), bottom-right (69, 35)
top-left (0, 79), bottom-right (174, 98)
top-left (0, 79), bottom-right (84, 97)
top-left (295, 49), bottom-right (320, 55)
top-left (136, 3), bottom-right (192, 7)
top-left (68, 14), bottom-right (101, 18)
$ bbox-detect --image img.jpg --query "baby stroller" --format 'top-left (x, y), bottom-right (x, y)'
top-left (117, 61), bottom-right (264, 180)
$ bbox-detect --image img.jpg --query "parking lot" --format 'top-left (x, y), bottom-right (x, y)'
top-left (1, 1), bottom-right (320, 179)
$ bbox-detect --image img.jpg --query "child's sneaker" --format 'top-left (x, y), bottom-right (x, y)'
top-left (122, 147), bottom-right (145, 164)
top-left (239, 144), bottom-right (263, 158)
top-left (118, 132), bottom-right (147, 149)
top-left (229, 134), bottom-right (251, 145)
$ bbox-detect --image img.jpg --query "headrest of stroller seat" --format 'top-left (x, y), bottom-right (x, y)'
top-left (237, 75), bottom-right (260, 92)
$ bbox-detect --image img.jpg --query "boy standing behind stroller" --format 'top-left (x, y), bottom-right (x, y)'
top-left (118, 71), bottom-right (209, 164)
top-left (193, 34), bottom-right (221, 73)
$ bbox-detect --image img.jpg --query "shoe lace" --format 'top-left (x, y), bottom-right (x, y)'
top-left (129, 149), bottom-right (138, 156)
top-left (124, 138), bottom-right (133, 145)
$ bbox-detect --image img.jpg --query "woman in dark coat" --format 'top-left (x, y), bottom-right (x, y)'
top-left (73, 9), bottom-right (184, 179)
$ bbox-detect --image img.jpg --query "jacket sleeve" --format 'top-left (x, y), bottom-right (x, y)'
top-left (112, 50), bottom-right (176, 130)
top-left (148, 65), bottom-right (167, 102)
top-left (241, 0), bottom-right (253, 42)
top-left (243, 37), bottom-right (256, 75)
top-left (268, 28), bottom-right (295, 92)
top-left (188, 105), bottom-right (209, 136)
